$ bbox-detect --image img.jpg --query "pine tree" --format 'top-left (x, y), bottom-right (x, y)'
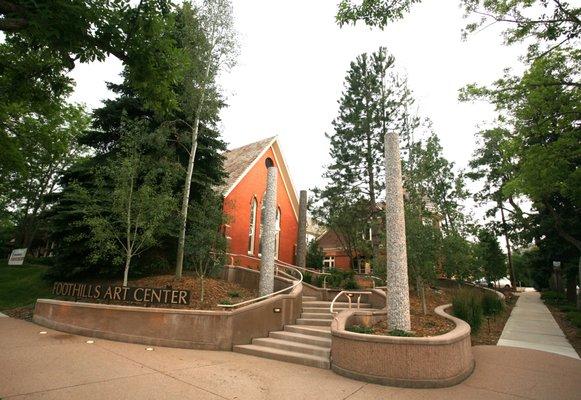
top-left (314, 47), bottom-right (415, 268)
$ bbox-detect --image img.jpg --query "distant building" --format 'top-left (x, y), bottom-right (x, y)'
top-left (219, 137), bottom-right (299, 266)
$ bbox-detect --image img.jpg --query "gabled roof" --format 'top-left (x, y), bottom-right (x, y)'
top-left (220, 136), bottom-right (300, 219)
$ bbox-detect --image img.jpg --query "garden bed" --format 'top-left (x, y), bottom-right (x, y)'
top-left (368, 286), bottom-right (455, 337)
top-left (55, 274), bottom-right (258, 310)
top-left (471, 291), bottom-right (516, 346)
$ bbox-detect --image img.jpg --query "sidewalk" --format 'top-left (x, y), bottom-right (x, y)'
top-left (498, 291), bottom-right (579, 359)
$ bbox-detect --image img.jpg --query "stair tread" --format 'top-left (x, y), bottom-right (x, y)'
top-left (234, 344), bottom-right (330, 368)
top-left (287, 324), bottom-right (331, 331)
top-left (269, 331), bottom-right (331, 346)
top-left (253, 337), bottom-right (330, 353)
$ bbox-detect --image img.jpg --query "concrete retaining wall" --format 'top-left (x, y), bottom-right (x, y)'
top-left (33, 266), bottom-right (302, 350)
top-left (330, 305), bottom-right (474, 388)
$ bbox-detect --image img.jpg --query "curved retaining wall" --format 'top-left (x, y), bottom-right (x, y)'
top-left (331, 305), bottom-right (474, 388)
top-left (33, 266), bottom-right (302, 350)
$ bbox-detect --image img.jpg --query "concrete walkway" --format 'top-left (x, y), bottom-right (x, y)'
top-left (498, 291), bottom-right (579, 359)
top-left (1, 317), bottom-right (580, 399)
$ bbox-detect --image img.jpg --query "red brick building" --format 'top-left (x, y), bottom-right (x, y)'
top-left (220, 137), bottom-right (299, 265)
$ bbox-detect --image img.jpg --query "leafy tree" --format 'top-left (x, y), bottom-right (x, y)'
top-left (464, 49), bottom-right (580, 305)
top-left (336, 0), bottom-right (580, 58)
top-left (441, 232), bottom-right (477, 281)
top-left (1, 104), bottom-right (90, 248)
top-left (475, 229), bottom-right (507, 286)
top-left (80, 119), bottom-right (178, 286)
top-left (175, 0), bottom-right (237, 279)
top-left (184, 189), bottom-right (227, 302)
top-left (306, 239), bottom-right (324, 270)
top-left (404, 202), bottom-right (440, 314)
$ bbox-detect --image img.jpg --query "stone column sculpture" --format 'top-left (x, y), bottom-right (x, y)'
top-left (296, 190), bottom-right (308, 268)
top-left (259, 158), bottom-right (278, 297)
top-left (384, 132), bottom-right (411, 332)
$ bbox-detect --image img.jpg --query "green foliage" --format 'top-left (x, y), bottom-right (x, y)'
top-left (452, 289), bottom-right (484, 332)
top-left (475, 229), bottom-right (507, 285)
top-left (566, 310), bottom-right (581, 328)
top-left (541, 291), bottom-right (567, 305)
top-left (218, 299), bottom-right (232, 305)
top-left (325, 268), bottom-right (360, 289)
top-left (441, 233), bottom-right (477, 281)
top-left (227, 290), bottom-right (240, 298)
top-left (306, 240), bottom-right (324, 269)
top-left (302, 271), bottom-right (313, 285)
top-left (388, 329), bottom-right (414, 337)
top-left (312, 47), bottom-right (416, 266)
top-left (336, 0), bottom-right (421, 28)
top-left (346, 324), bottom-right (374, 334)
top-left (81, 118), bottom-right (179, 285)
top-left (481, 292), bottom-right (504, 316)
top-left (0, 262), bottom-right (53, 310)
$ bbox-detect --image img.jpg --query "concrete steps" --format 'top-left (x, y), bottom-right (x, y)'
top-left (233, 294), bottom-right (377, 369)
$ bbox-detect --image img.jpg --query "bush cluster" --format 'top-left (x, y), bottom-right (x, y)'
top-left (346, 324), bottom-right (374, 334)
top-left (318, 268), bottom-right (359, 290)
top-left (540, 291), bottom-right (566, 305)
top-left (452, 289), bottom-right (504, 333)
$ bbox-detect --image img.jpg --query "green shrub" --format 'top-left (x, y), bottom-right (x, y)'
top-left (315, 274), bottom-right (326, 288)
top-left (218, 299), bottom-right (232, 305)
top-left (30, 256), bottom-right (55, 266)
top-left (566, 310), bottom-right (581, 328)
top-left (452, 289), bottom-right (483, 333)
top-left (541, 291), bottom-right (566, 304)
top-left (346, 324), bottom-right (374, 334)
top-left (388, 329), bottom-right (414, 337)
top-left (559, 304), bottom-right (577, 313)
top-left (343, 279), bottom-right (359, 290)
top-left (482, 291), bottom-right (504, 316)
top-left (302, 271), bottom-right (312, 285)
top-left (227, 291), bottom-right (240, 298)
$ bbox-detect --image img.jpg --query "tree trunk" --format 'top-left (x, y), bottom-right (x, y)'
top-left (123, 254), bottom-right (131, 287)
top-left (577, 255), bottom-right (581, 310)
top-left (200, 275), bottom-right (205, 303)
top-left (416, 274), bottom-right (427, 315)
top-left (499, 201), bottom-right (517, 290)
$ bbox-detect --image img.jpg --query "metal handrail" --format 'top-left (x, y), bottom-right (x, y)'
top-left (218, 254), bottom-right (303, 310)
top-left (330, 290), bottom-right (372, 315)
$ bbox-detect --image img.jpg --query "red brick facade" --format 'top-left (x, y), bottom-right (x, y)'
top-left (221, 139), bottom-right (299, 265)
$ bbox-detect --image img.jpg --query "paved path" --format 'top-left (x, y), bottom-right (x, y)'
top-left (498, 291), bottom-right (579, 359)
top-left (1, 317), bottom-right (580, 399)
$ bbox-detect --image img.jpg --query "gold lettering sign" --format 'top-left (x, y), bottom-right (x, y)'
top-left (52, 282), bottom-right (191, 306)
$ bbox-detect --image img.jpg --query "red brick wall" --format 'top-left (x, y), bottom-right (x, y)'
top-left (223, 148), bottom-right (298, 265)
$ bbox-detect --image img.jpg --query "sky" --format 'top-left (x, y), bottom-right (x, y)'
top-left (68, 0), bottom-right (528, 221)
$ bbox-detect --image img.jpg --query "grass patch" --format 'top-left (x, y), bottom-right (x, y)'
top-left (540, 291), bottom-right (567, 305)
top-left (227, 290), bottom-right (241, 298)
top-left (0, 261), bottom-right (53, 310)
top-left (218, 299), bottom-right (233, 305)
top-left (482, 292), bottom-right (504, 316)
top-left (452, 289), bottom-right (484, 333)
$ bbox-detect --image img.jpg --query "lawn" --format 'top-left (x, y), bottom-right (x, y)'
top-left (0, 261), bottom-right (53, 311)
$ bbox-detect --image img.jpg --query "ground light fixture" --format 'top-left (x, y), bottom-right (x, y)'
top-left (145, 347), bottom-right (154, 351)
top-left (86, 340), bottom-right (95, 344)
top-left (39, 331), bottom-right (47, 335)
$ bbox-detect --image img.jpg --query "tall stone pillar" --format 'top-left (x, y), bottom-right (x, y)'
top-left (296, 190), bottom-right (308, 268)
top-left (384, 132), bottom-right (411, 332)
top-left (259, 158), bottom-right (278, 297)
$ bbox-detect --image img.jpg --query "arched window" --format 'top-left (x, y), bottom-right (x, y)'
top-left (275, 208), bottom-right (281, 259)
top-left (248, 197), bottom-right (257, 254)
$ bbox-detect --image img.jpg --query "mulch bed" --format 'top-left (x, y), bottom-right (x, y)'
top-left (3, 275), bottom-right (258, 321)
top-left (545, 303), bottom-right (581, 358)
top-left (3, 306), bottom-right (34, 321)
top-left (67, 275), bottom-right (258, 311)
top-left (371, 286), bottom-right (455, 337)
top-left (470, 291), bottom-right (517, 346)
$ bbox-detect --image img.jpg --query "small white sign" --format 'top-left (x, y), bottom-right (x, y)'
top-left (8, 248), bottom-right (27, 265)
top-left (553, 261), bottom-right (561, 268)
